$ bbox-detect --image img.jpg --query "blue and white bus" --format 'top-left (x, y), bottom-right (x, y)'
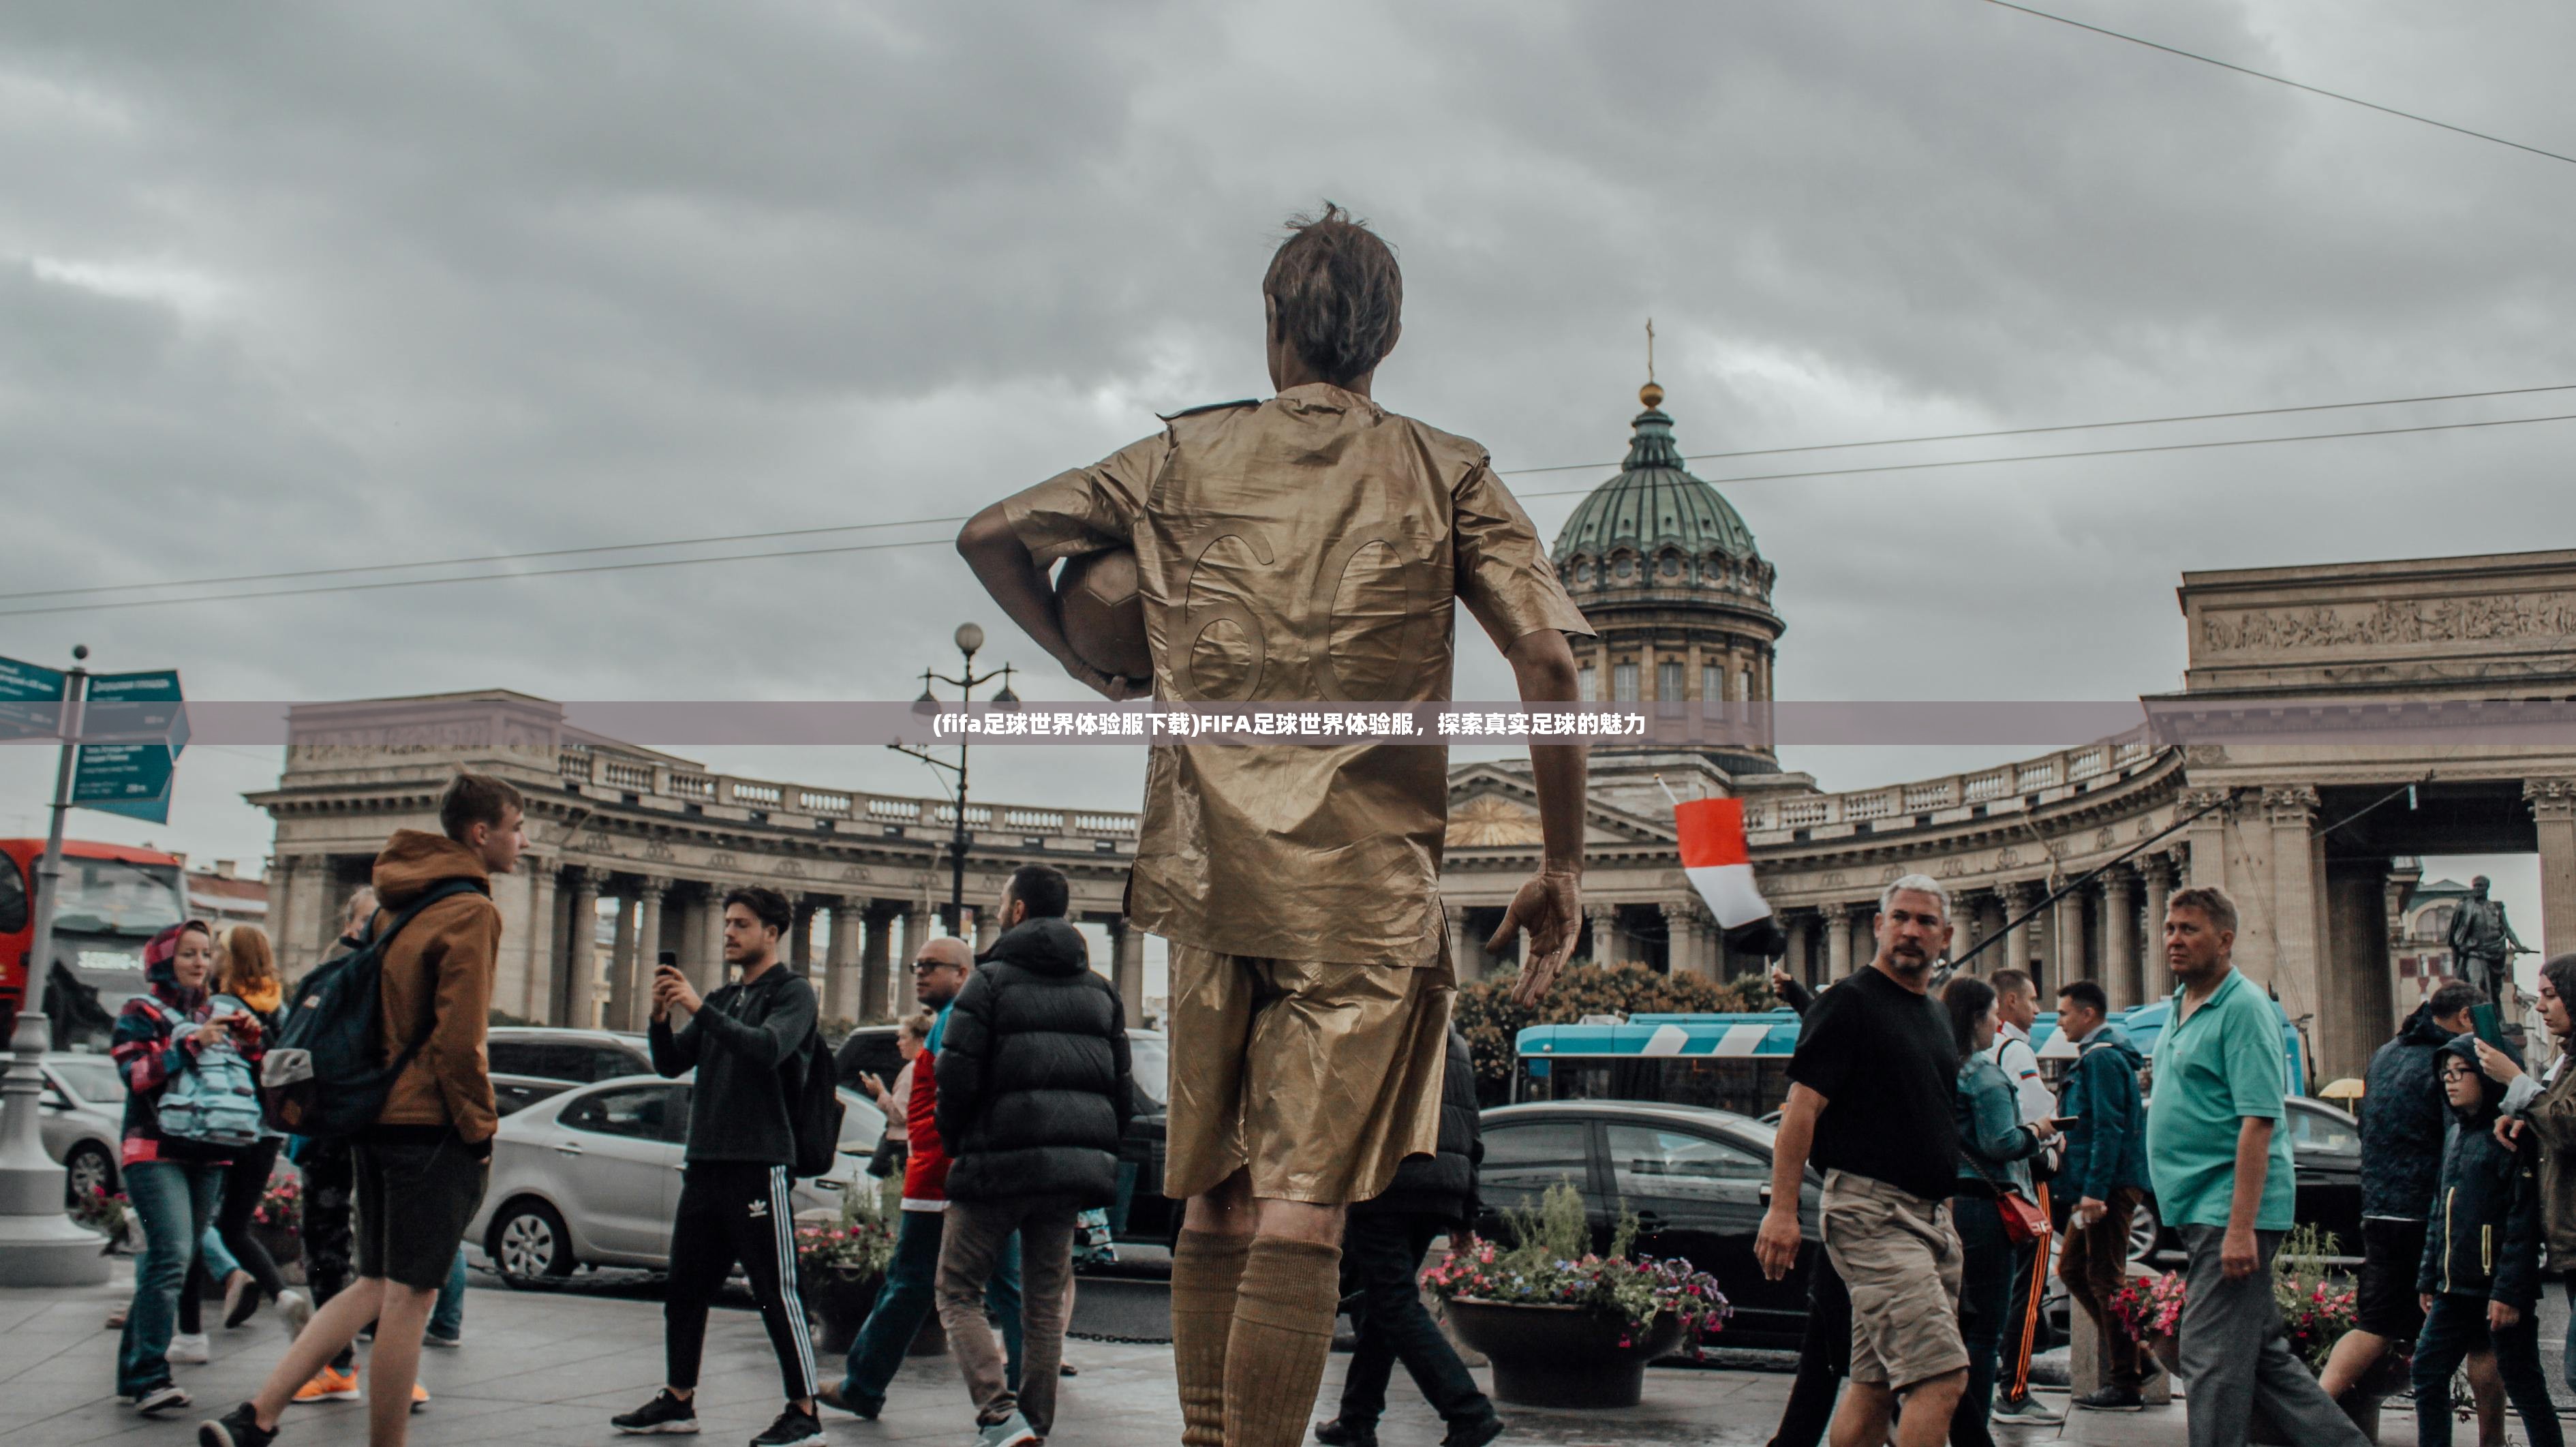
top-left (1512, 996), bottom-right (2308, 1114)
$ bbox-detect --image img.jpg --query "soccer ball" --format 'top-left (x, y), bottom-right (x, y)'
top-left (1056, 549), bottom-right (1150, 683)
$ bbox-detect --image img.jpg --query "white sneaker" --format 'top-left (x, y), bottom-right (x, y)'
top-left (277, 1290), bottom-right (313, 1339)
top-left (168, 1332), bottom-right (211, 1365)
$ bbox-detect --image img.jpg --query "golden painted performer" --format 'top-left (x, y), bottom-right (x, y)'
top-left (958, 204), bottom-right (1593, 1447)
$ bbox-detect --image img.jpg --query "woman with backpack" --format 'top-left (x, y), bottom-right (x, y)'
top-left (206, 924), bottom-right (307, 1330)
top-left (112, 919), bottom-right (268, 1414)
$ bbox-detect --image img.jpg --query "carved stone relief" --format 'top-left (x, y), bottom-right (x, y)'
top-left (2201, 593), bottom-right (2576, 653)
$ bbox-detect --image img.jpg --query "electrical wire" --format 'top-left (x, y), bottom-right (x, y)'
top-left (9, 404), bottom-right (2575, 619)
top-left (1515, 408), bottom-right (2576, 500)
top-left (8, 381), bottom-right (2568, 607)
top-left (1985, 1), bottom-right (2576, 169)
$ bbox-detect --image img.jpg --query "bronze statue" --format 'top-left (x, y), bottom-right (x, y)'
top-left (2447, 874), bottom-right (2529, 1003)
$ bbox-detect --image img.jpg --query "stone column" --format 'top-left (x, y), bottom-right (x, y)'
top-left (516, 861), bottom-right (558, 1023)
top-left (790, 899), bottom-right (815, 969)
top-left (1823, 902), bottom-right (1853, 979)
top-left (2001, 882), bottom-right (2034, 979)
top-left (2051, 884), bottom-right (2088, 996)
top-left (694, 885), bottom-right (727, 990)
top-left (1583, 903), bottom-right (1620, 967)
top-left (859, 905), bottom-right (894, 1023)
top-left (1109, 917), bottom-right (1147, 1027)
top-left (1852, 904), bottom-right (1878, 975)
top-left (1669, 902), bottom-right (1718, 981)
top-left (630, 879), bottom-right (668, 1031)
top-left (2138, 854), bottom-right (2177, 1001)
top-left (899, 905), bottom-right (933, 1014)
top-left (266, 856), bottom-right (304, 978)
top-left (559, 868), bottom-right (600, 1027)
top-left (1783, 912), bottom-right (1813, 986)
top-left (1942, 889), bottom-right (1976, 969)
top-left (2265, 786), bottom-right (2325, 1093)
top-left (972, 906), bottom-right (999, 955)
top-left (2530, 780), bottom-right (2576, 963)
top-left (2182, 788), bottom-right (2231, 892)
top-left (605, 885), bottom-right (640, 1032)
top-left (825, 898), bottom-right (862, 1022)
top-left (2323, 857), bottom-right (2395, 1086)
top-left (2101, 866), bottom-right (2138, 1010)
top-left (1447, 905), bottom-right (1480, 983)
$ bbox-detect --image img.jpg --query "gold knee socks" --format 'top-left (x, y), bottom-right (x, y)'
top-left (1171, 1229), bottom-right (1253, 1446)
top-left (1223, 1237), bottom-right (1343, 1447)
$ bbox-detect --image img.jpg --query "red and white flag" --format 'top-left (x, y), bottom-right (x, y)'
top-left (1675, 796), bottom-right (1770, 928)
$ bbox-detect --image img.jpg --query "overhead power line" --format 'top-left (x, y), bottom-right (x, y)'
top-left (7, 406), bottom-right (2572, 619)
top-left (8, 380), bottom-right (2569, 607)
top-left (1513, 409), bottom-right (2576, 500)
top-left (1499, 380), bottom-right (2576, 475)
top-left (1985, 1), bottom-right (2576, 169)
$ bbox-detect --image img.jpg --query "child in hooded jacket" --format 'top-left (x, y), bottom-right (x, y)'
top-left (2414, 1034), bottom-right (2562, 1447)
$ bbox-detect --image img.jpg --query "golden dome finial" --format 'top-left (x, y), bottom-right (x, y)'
top-left (1640, 318), bottom-right (1662, 408)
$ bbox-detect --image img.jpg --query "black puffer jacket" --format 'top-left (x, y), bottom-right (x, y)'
top-left (1353, 1026), bottom-right (1481, 1227)
top-left (936, 917), bottom-right (1133, 1205)
top-left (2361, 1002), bottom-right (2457, 1220)
top-left (2420, 1034), bottom-right (2542, 1311)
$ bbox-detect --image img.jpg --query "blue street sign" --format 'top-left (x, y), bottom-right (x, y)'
top-left (0, 653), bottom-right (68, 742)
top-left (73, 669), bottom-right (184, 824)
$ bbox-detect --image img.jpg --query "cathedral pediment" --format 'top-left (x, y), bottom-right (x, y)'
top-left (1445, 763), bottom-right (1674, 850)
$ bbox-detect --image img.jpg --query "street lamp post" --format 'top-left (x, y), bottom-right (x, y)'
top-left (892, 623), bottom-right (1017, 940)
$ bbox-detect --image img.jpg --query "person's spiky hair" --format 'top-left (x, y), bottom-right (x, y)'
top-left (1263, 202), bottom-right (1402, 385)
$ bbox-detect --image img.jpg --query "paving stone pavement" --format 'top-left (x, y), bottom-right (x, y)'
top-left (0, 1265), bottom-right (2524, 1447)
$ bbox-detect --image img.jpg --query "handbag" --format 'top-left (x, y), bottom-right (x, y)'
top-left (1960, 1139), bottom-right (2051, 1245)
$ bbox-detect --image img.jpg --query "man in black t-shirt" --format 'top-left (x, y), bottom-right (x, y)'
top-left (1758, 875), bottom-right (1963, 1447)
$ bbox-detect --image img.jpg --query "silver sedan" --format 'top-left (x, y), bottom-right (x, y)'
top-left (39, 1053), bottom-right (128, 1204)
top-left (466, 1072), bottom-right (886, 1284)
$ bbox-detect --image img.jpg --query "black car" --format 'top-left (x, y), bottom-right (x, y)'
top-left (1477, 1099), bottom-right (1823, 1349)
top-left (2128, 1095), bottom-right (2363, 1262)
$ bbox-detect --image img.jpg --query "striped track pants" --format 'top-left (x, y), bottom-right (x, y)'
top-left (664, 1161), bottom-right (819, 1402)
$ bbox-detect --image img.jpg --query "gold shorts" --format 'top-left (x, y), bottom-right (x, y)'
top-left (1161, 942), bottom-right (1455, 1206)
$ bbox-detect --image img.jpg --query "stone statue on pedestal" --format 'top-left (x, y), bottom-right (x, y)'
top-left (2448, 875), bottom-right (2529, 1003)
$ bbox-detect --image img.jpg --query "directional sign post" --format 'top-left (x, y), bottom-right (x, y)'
top-left (73, 670), bottom-right (185, 824)
top-left (0, 648), bottom-right (109, 1286)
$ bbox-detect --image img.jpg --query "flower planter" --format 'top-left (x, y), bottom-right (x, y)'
top-left (805, 1269), bottom-right (885, 1358)
top-left (252, 1223), bottom-right (302, 1270)
top-left (1443, 1300), bottom-right (1687, 1410)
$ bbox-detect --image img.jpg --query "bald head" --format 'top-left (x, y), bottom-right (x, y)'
top-left (913, 935), bottom-right (973, 1007)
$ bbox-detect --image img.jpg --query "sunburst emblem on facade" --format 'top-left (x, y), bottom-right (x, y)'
top-left (1445, 793), bottom-right (1546, 848)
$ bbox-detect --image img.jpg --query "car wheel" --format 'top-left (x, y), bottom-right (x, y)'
top-left (63, 1142), bottom-right (116, 1206)
top-left (2128, 1200), bottom-right (2162, 1264)
top-left (489, 1198), bottom-right (575, 1285)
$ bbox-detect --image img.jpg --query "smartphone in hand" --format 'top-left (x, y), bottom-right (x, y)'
top-left (2472, 1002), bottom-right (2507, 1048)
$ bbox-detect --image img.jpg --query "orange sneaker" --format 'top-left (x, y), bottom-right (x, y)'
top-left (411, 1382), bottom-right (429, 1414)
top-left (294, 1367), bottom-right (361, 1403)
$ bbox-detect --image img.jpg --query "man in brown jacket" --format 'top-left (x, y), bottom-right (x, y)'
top-left (203, 773), bottom-right (523, 1447)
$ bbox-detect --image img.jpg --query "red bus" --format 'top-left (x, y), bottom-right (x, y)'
top-left (0, 839), bottom-right (191, 1051)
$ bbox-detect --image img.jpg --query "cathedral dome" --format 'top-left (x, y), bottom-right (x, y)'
top-left (1552, 384), bottom-right (1768, 597)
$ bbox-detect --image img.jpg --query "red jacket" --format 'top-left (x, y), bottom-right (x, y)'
top-left (901, 1009), bottom-right (952, 1210)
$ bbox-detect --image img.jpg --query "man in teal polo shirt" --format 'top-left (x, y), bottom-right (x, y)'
top-left (2147, 885), bottom-right (2365, 1447)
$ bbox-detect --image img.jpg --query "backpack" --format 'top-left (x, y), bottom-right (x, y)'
top-left (260, 879), bottom-right (489, 1140)
top-left (141, 998), bottom-right (269, 1149)
top-left (788, 1029), bottom-right (845, 1178)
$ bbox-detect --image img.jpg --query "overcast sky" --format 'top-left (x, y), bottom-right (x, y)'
top-left (3, 0), bottom-right (2571, 950)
